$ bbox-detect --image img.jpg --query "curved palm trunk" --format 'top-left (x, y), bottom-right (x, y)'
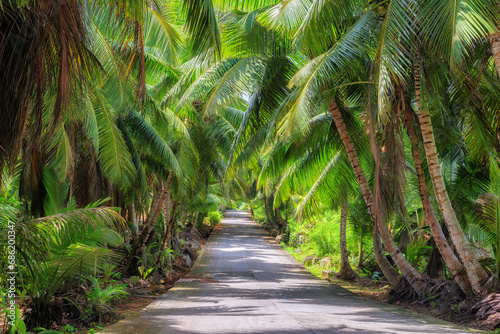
top-left (124, 181), bottom-right (166, 273)
top-left (372, 222), bottom-right (402, 285)
top-left (329, 98), bottom-right (400, 286)
top-left (275, 207), bottom-right (289, 229)
top-left (414, 61), bottom-right (488, 293)
top-left (191, 211), bottom-right (200, 234)
top-left (378, 215), bottom-right (430, 295)
top-left (338, 203), bottom-right (355, 280)
top-left (125, 173), bottom-right (174, 273)
top-left (401, 91), bottom-right (472, 295)
top-left (330, 98), bottom-right (427, 296)
top-left (264, 194), bottom-right (278, 227)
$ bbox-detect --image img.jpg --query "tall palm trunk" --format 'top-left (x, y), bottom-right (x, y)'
top-left (329, 99), bottom-right (400, 285)
top-left (401, 89), bottom-right (472, 295)
top-left (338, 203), bottom-right (355, 280)
top-left (224, 182), bottom-right (232, 209)
top-left (159, 189), bottom-right (173, 253)
top-left (264, 194), bottom-right (278, 227)
top-left (491, 33), bottom-right (500, 77)
top-left (330, 98), bottom-right (427, 296)
top-left (357, 231), bottom-right (364, 268)
top-left (414, 60), bottom-right (488, 293)
top-left (130, 202), bottom-right (139, 237)
top-left (165, 202), bottom-right (179, 251)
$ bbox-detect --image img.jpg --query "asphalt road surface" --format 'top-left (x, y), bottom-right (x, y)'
top-left (101, 210), bottom-right (479, 334)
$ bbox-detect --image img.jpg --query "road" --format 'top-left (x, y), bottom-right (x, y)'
top-left (101, 210), bottom-right (478, 334)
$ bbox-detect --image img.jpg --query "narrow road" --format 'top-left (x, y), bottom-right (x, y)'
top-left (102, 211), bottom-right (477, 333)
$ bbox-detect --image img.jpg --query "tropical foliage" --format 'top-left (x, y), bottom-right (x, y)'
top-left (2, 0), bottom-right (500, 331)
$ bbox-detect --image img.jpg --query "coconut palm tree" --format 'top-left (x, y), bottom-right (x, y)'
top-left (398, 85), bottom-right (472, 294)
top-left (259, 0), bottom-right (500, 295)
top-left (265, 109), bottom-right (359, 279)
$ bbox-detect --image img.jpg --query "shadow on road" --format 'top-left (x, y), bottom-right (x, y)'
top-left (100, 210), bottom-right (474, 334)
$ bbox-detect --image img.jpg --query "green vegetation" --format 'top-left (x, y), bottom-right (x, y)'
top-left (206, 211), bottom-right (224, 226)
top-left (1, 0), bottom-right (500, 331)
top-left (256, 206), bottom-right (375, 275)
top-left (84, 277), bottom-right (128, 324)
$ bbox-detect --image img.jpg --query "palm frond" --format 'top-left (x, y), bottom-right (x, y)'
top-left (418, 0), bottom-right (498, 65)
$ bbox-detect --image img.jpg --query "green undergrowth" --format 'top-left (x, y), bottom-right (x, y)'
top-left (250, 203), bottom-right (379, 279)
top-left (282, 235), bottom-right (391, 298)
top-left (285, 210), bottom-right (375, 274)
top-left (205, 211), bottom-right (223, 226)
top-left (283, 244), bottom-right (323, 278)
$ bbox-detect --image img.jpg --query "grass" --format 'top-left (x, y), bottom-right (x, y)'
top-left (257, 205), bottom-right (388, 300)
top-left (282, 242), bottom-right (390, 303)
top-left (284, 244), bottom-right (324, 278)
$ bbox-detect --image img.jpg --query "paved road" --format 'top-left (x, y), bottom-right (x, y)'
top-left (102, 211), bottom-right (478, 334)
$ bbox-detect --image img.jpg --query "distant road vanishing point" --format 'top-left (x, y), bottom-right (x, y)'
top-left (101, 210), bottom-right (477, 334)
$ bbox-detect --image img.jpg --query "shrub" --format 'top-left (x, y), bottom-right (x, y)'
top-left (207, 211), bottom-right (223, 226)
top-left (84, 276), bottom-right (128, 324)
top-left (308, 213), bottom-right (339, 257)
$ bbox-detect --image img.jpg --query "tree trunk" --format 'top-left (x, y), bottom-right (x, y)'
top-left (401, 88), bottom-right (472, 295)
top-left (275, 207), bottom-right (288, 229)
top-left (330, 98), bottom-right (428, 296)
top-left (263, 194), bottom-right (277, 227)
top-left (124, 182), bottom-right (166, 273)
top-left (425, 242), bottom-right (445, 279)
top-left (372, 220), bottom-right (402, 287)
top-left (130, 202), bottom-right (139, 237)
top-left (398, 229), bottom-right (410, 256)
top-left (137, 183), bottom-right (166, 248)
top-left (191, 211), bottom-right (200, 234)
top-left (414, 60), bottom-right (488, 293)
top-left (159, 189), bottom-right (173, 252)
top-left (376, 207), bottom-right (429, 295)
top-left (125, 174), bottom-right (174, 273)
top-left (165, 217), bottom-right (175, 251)
top-left (357, 231), bottom-right (364, 268)
top-left (329, 100), bottom-right (372, 214)
top-left (166, 202), bottom-right (179, 251)
top-left (338, 203), bottom-right (355, 280)
top-left (329, 98), bottom-right (401, 287)
top-left (491, 33), bottom-right (500, 77)
top-left (224, 182), bottom-right (232, 209)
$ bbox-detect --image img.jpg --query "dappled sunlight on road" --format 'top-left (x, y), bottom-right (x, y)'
top-left (100, 211), bottom-right (474, 334)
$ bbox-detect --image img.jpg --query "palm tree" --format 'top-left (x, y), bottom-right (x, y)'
top-left (270, 0), bottom-right (500, 295)
top-left (228, 0), bottom-right (422, 292)
top-left (404, 0), bottom-right (499, 293)
top-left (330, 97), bottom-right (430, 295)
top-left (399, 85), bottom-right (472, 294)
top-left (475, 157), bottom-right (500, 289)
top-left (413, 59), bottom-right (489, 293)
top-left (338, 202), bottom-right (355, 279)
top-left (0, 185), bottom-right (126, 329)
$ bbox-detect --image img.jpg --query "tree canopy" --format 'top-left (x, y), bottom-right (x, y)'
top-left (2, 0), bottom-right (500, 331)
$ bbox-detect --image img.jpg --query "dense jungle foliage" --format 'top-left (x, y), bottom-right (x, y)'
top-left (1, 0), bottom-right (500, 332)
